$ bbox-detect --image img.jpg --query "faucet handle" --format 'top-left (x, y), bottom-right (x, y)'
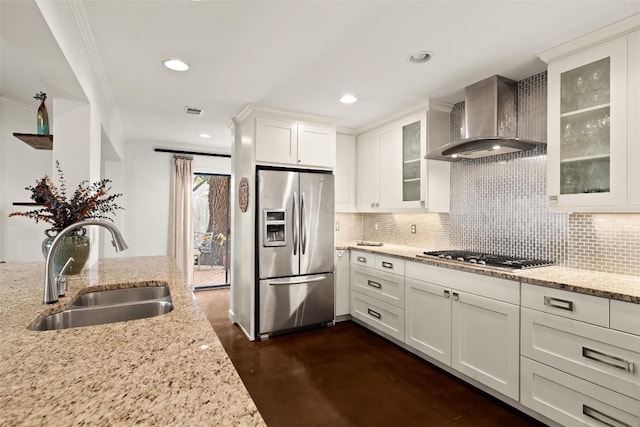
top-left (57, 257), bottom-right (75, 297)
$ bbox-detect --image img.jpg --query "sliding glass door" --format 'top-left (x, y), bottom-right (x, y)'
top-left (192, 174), bottom-right (230, 289)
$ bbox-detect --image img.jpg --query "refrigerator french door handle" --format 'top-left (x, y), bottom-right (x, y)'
top-left (292, 192), bottom-right (298, 255)
top-left (301, 192), bottom-right (307, 255)
top-left (268, 276), bottom-right (327, 286)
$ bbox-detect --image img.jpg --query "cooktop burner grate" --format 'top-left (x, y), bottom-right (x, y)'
top-left (421, 250), bottom-right (554, 270)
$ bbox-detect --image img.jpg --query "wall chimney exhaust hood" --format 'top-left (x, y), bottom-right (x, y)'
top-left (426, 75), bottom-right (545, 161)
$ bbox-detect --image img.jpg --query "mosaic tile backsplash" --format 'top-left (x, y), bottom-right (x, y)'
top-left (362, 213), bottom-right (451, 248)
top-left (449, 146), bottom-right (569, 264)
top-left (568, 213), bottom-right (640, 277)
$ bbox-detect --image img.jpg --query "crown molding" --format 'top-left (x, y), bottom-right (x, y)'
top-left (355, 99), bottom-right (453, 135)
top-left (538, 13), bottom-right (640, 63)
top-left (232, 104), bottom-right (340, 126)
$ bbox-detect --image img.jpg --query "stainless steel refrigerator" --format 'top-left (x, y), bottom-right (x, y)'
top-left (257, 168), bottom-right (335, 339)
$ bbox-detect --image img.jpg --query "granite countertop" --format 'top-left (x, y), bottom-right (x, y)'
top-left (0, 256), bottom-right (265, 426)
top-left (339, 242), bottom-right (640, 304)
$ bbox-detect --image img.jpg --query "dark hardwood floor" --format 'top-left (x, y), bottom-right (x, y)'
top-left (195, 289), bottom-right (545, 427)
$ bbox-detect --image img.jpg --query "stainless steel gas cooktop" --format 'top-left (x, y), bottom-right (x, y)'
top-left (418, 250), bottom-right (554, 270)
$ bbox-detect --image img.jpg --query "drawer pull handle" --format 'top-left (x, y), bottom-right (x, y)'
top-left (583, 404), bottom-right (631, 427)
top-left (367, 308), bottom-right (381, 319)
top-left (582, 347), bottom-right (635, 373)
top-left (452, 292), bottom-right (459, 301)
top-left (544, 296), bottom-right (574, 312)
top-left (444, 290), bottom-right (450, 299)
top-left (367, 280), bottom-right (382, 289)
top-left (357, 256), bottom-right (367, 263)
top-left (381, 261), bottom-right (393, 269)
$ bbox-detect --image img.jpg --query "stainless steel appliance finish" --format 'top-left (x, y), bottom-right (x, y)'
top-left (259, 273), bottom-right (334, 338)
top-left (426, 75), bottom-right (546, 162)
top-left (419, 250), bottom-right (554, 270)
top-left (257, 169), bottom-right (335, 338)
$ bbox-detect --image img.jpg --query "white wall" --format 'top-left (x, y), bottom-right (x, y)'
top-left (230, 116), bottom-right (257, 339)
top-left (122, 140), bottom-right (231, 258)
top-left (0, 98), bottom-right (53, 262)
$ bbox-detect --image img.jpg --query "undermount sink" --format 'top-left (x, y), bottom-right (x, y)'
top-left (70, 285), bottom-right (171, 307)
top-left (31, 300), bottom-right (174, 331)
top-left (30, 283), bottom-right (174, 331)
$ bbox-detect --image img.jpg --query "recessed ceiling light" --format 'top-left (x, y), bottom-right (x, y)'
top-left (163, 59), bottom-right (189, 71)
top-left (408, 51), bottom-right (432, 64)
top-left (198, 133), bottom-right (211, 138)
top-left (340, 94), bottom-right (357, 104)
top-left (492, 145), bottom-right (501, 150)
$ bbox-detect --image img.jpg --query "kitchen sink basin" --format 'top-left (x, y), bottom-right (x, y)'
top-left (30, 299), bottom-right (174, 331)
top-left (70, 285), bottom-right (171, 307)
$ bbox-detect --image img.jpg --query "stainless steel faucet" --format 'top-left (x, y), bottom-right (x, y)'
top-left (43, 220), bottom-right (128, 304)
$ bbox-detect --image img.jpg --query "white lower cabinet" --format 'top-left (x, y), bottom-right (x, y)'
top-left (405, 278), bottom-right (451, 365)
top-left (350, 251), bottom-right (405, 340)
top-left (403, 262), bottom-right (520, 401)
top-left (451, 291), bottom-right (520, 400)
top-left (351, 290), bottom-right (404, 341)
top-left (521, 357), bottom-right (640, 427)
top-left (521, 283), bottom-right (640, 426)
top-left (352, 265), bottom-right (404, 307)
top-left (521, 307), bottom-right (640, 400)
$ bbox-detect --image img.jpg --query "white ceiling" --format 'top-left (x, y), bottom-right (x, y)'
top-left (2, 1), bottom-right (639, 154)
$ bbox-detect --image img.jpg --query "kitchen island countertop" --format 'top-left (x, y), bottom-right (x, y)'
top-left (339, 242), bottom-right (640, 304)
top-left (0, 256), bottom-right (264, 426)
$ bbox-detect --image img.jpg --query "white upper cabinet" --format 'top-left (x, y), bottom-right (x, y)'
top-left (355, 102), bottom-right (451, 212)
top-left (356, 129), bottom-right (380, 210)
top-left (255, 117), bottom-right (336, 169)
top-left (297, 123), bottom-right (335, 168)
top-left (335, 133), bottom-right (356, 212)
top-left (540, 15), bottom-right (640, 212)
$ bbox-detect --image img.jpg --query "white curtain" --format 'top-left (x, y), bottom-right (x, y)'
top-left (170, 156), bottom-right (193, 285)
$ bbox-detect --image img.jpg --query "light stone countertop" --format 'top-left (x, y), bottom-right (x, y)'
top-left (340, 242), bottom-right (640, 304)
top-left (0, 256), bottom-right (265, 426)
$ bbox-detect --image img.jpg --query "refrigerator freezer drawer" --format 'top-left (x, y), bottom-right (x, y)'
top-left (259, 273), bottom-right (335, 338)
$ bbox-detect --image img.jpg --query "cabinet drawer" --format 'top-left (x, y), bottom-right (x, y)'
top-left (611, 300), bottom-right (640, 336)
top-left (351, 291), bottom-right (404, 341)
top-left (351, 250), bottom-right (374, 268)
top-left (522, 307), bottom-right (640, 400)
top-left (375, 255), bottom-right (405, 276)
top-left (352, 265), bottom-right (404, 308)
top-left (522, 283), bottom-right (609, 327)
top-left (405, 261), bottom-right (519, 304)
top-left (521, 357), bottom-right (639, 427)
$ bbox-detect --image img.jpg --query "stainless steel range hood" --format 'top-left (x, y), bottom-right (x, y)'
top-left (426, 75), bottom-right (545, 162)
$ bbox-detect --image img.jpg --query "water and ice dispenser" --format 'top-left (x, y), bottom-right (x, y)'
top-left (263, 209), bottom-right (286, 247)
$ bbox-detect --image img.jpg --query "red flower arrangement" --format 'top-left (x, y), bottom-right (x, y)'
top-left (9, 161), bottom-right (123, 229)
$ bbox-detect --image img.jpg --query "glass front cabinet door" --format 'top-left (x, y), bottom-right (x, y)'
top-left (546, 36), bottom-right (629, 210)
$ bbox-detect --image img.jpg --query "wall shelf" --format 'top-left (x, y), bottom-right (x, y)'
top-left (12, 202), bottom-right (44, 206)
top-left (13, 133), bottom-right (53, 150)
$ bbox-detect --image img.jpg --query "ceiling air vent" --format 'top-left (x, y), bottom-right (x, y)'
top-left (184, 106), bottom-right (204, 116)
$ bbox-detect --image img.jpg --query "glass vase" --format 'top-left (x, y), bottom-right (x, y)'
top-left (42, 228), bottom-right (91, 275)
top-left (37, 99), bottom-right (49, 135)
